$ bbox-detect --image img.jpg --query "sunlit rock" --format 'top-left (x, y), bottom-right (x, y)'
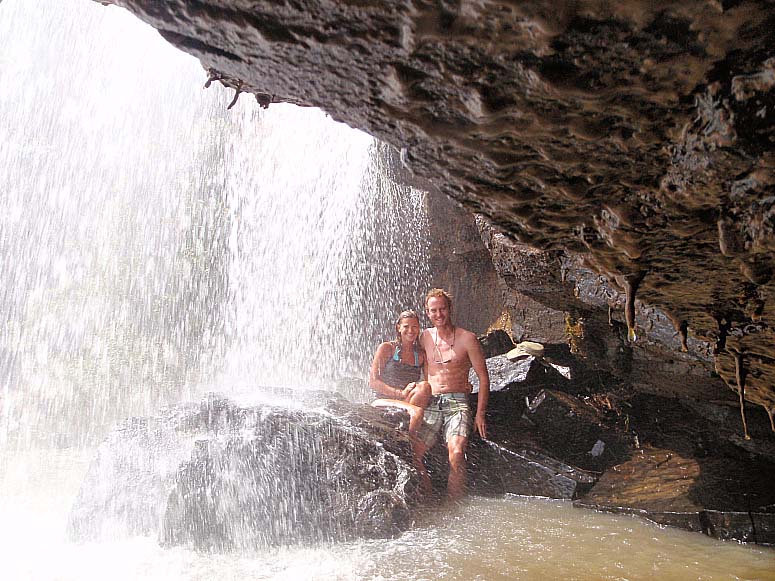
top-left (575, 446), bottom-right (775, 544)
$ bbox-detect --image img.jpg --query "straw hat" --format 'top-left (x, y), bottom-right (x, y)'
top-left (505, 341), bottom-right (545, 361)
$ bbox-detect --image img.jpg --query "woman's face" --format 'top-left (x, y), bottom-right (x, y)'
top-left (397, 316), bottom-right (420, 344)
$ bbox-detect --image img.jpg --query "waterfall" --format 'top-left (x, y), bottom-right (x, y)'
top-left (0, 0), bottom-right (430, 449)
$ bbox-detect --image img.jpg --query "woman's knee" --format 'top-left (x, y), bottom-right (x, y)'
top-left (408, 381), bottom-right (431, 407)
top-left (405, 403), bottom-right (423, 422)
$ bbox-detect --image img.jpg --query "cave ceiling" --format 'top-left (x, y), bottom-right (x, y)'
top-left (106, 0), bottom-right (775, 415)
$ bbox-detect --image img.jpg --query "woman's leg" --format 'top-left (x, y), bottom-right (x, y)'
top-left (371, 398), bottom-right (433, 496)
top-left (406, 380), bottom-right (431, 409)
top-left (371, 399), bottom-right (425, 434)
top-left (411, 437), bottom-right (432, 495)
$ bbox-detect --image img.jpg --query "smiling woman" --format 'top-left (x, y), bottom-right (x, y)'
top-left (369, 309), bottom-right (431, 434)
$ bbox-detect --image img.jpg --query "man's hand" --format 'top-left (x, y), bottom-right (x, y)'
top-left (475, 411), bottom-right (487, 440)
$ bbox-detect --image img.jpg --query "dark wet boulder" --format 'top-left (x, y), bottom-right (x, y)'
top-left (524, 389), bottom-right (634, 473)
top-left (68, 393), bottom-right (422, 549)
top-left (700, 510), bottom-right (775, 545)
top-left (161, 403), bottom-right (419, 549)
top-left (472, 355), bottom-right (634, 474)
top-left (478, 329), bottom-right (515, 359)
top-left (66, 403), bottom-right (210, 541)
top-left (467, 434), bottom-right (597, 499)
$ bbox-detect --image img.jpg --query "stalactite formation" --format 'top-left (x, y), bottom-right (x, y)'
top-left (227, 81), bottom-right (242, 110)
top-left (730, 348), bottom-right (752, 441)
top-left (714, 317), bottom-right (730, 356)
top-left (623, 272), bottom-right (646, 343)
top-left (203, 69), bottom-right (222, 89)
top-left (678, 321), bottom-right (689, 352)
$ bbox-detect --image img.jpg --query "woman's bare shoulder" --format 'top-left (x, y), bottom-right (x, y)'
top-left (375, 341), bottom-right (395, 355)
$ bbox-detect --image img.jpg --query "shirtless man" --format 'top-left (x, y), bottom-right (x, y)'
top-left (417, 288), bottom-right (490, 499)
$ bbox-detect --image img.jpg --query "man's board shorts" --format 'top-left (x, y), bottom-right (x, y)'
top-left (416, 392), bottom-right (472, 448)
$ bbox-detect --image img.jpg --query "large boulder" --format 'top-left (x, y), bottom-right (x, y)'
top-left (67, 392), bottom-right (422, 549)
top-left (575, 446), bottom-right (775, 544)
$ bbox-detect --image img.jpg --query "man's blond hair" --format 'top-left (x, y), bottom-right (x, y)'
top-left (425, 288), bottom-right (453, 309)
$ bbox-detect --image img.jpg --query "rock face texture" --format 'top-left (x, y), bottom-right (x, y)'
top-left (67, 393), bottom-right (424, 549)
top-left (467, 346), bottom-right (775, 544)
top-left (106, 0), bottom-right (775, 421)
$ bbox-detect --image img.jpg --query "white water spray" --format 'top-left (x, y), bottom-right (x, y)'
top-left (0, 0), bottom-right (429, 449)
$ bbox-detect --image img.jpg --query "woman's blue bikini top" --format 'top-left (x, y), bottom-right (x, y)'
top-left (380, 343), bottom-right (422, 388)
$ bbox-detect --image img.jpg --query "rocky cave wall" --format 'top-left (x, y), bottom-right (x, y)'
top-left (104, 1), bottom-right (775, 431)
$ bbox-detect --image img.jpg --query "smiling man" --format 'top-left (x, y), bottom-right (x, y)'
top-left (418, 288), bottom-right (490, 499)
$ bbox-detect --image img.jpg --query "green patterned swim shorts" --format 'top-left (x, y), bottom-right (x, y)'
top-left (416, 392), bottom-right (472, 448)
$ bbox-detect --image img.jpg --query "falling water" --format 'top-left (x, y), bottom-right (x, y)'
top-left (1, 1), bottom-right (774, 579)
top-left (0, 0), bottom-right (429, 450)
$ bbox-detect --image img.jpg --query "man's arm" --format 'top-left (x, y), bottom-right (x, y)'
top-left (468, 333), bottom-right (490, 439)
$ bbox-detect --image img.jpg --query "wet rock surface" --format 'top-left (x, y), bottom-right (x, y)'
top-left (465, 349), bottom-right (775, 544)
top-left (67, 358), bottom-right (775, 546)
top-left (68, 388), bottom-right (603, 549)
top-left (68, 393), bottom-right (423, 549)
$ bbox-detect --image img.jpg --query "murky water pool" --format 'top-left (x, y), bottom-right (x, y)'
top-left (2, 450), bottom-right (773, 581)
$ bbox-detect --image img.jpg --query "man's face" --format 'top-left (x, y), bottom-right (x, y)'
top-left (426, 296), bottom-right (450, 328)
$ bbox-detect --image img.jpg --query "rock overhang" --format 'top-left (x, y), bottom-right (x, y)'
top-left (104, 0), bottom-right (775, 417)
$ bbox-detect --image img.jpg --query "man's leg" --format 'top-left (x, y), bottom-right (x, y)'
top-left (446, 435), bottom-right (468, 500)
top-left (411, 438), bottom-right (432, 495)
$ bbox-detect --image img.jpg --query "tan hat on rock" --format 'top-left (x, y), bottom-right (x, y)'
top-left (505, 341), bottom-right (545, 361)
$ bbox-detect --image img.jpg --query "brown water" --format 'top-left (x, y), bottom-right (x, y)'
top-left (2, 450), bottom-right (773, 580)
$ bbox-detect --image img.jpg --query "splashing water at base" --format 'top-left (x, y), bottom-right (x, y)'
top-left (2, 449), bottom-right (774, 580)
